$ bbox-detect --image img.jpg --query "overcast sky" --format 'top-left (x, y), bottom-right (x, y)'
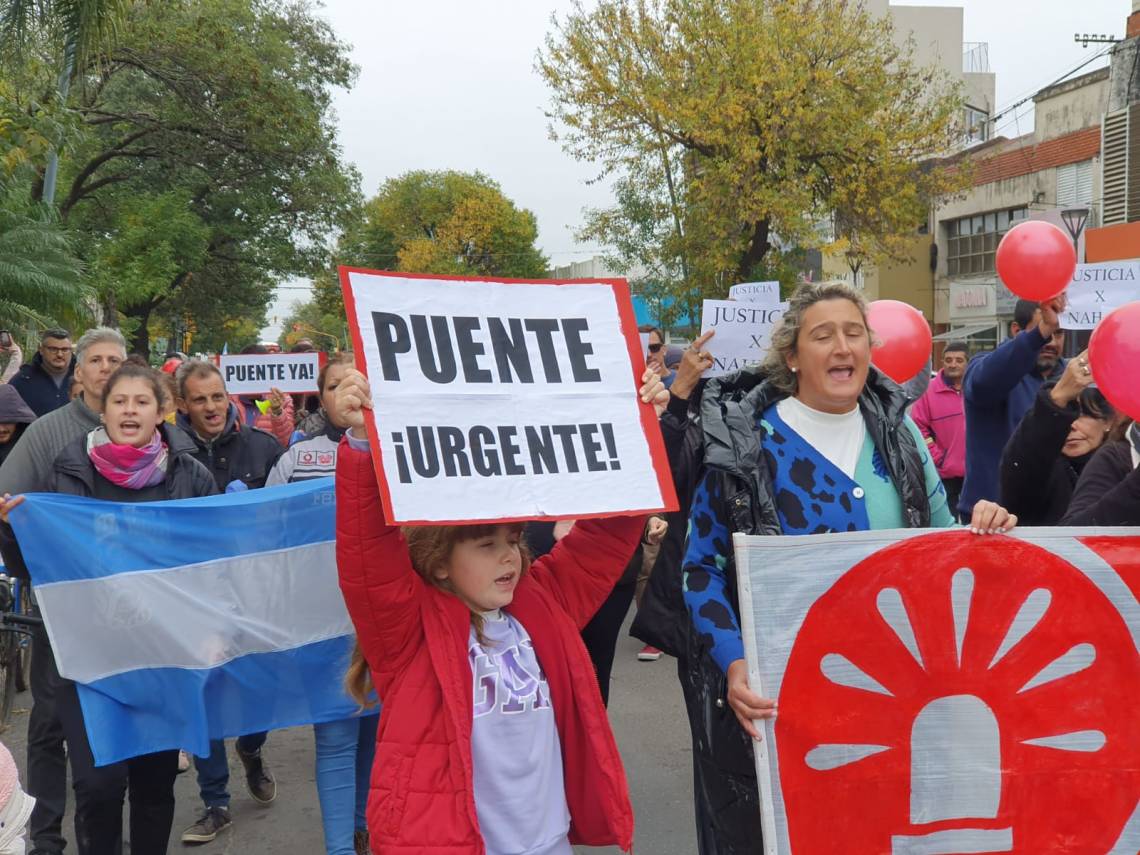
top-left (264, 0), bottom-right (1130, 338)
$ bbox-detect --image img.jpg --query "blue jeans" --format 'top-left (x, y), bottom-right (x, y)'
top-left (194, 732), bottom-right (267, 809)
top-left (314, 714), bottom-right (379, 855)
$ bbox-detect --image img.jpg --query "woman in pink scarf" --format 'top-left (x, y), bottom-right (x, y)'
top-left (2, 364), bottom-right (216, 855)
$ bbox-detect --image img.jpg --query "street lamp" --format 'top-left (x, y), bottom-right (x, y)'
top-left (1060, 207), bottom-right (1090, 259)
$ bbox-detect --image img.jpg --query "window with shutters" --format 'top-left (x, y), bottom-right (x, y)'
top-left (1056, 160), bottom-right (1094, 208)
top-left (1101, 108), bottom-right (1132, 225)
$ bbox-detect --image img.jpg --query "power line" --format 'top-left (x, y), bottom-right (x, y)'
top-left (986, 44), bottom-right (1116, 132)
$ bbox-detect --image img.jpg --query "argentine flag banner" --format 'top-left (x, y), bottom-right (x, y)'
top-left (10, 478), bottom-right (357, 766)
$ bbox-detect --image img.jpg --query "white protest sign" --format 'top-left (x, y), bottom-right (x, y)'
top-left (339, 269), bottom-right (678, 524)
top-left (1062, 260), bottom-right (1140, 330)
top-left (729, 281), bottom-right (782, 306)
top-left (700, 299), bottom-right (788, 377)
top-left (639, 332), bottom-right (652, 364)
top-left (219, 353), bottom-right (320, 395)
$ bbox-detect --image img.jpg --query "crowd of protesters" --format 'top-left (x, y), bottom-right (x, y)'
top-left (0, 280), bottom-right (1136, 855)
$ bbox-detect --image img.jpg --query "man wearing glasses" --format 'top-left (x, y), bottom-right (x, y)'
top-left (8, 329), bottom-right (76, 417)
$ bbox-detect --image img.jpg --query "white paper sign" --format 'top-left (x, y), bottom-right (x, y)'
top-left (219, 353), bottom-right (320, 394)
top-left (340, 270), bottom-right (676, 524)
top-left (700, 299), bottom-right (788, 377)
top-left (729, 281), bottom-right (782, 306)
top-left (1062, 260), bottom-right (1140, 330)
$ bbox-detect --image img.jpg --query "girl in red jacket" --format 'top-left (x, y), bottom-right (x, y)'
top-left (333, 367), bottom-right (667, 855)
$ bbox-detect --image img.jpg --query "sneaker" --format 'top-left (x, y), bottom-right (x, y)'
top-left (237, 746), bottom-right (277, 804)
top-left (354, 829), bottom-right (371, 855)
top-left (181, 806), bottom-right (232, 844)
top-left (637, 644), bottom-right (663, 661)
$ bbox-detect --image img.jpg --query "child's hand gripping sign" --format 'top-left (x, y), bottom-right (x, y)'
top-left (339, 269), bottom-right (679, 524)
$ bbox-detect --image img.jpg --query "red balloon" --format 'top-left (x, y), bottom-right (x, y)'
top-left (1089, 301), bottom-right (1140, 421)
top-left (995, 220), bottom-right (1076, 302)
top-left (867, 300), bottom-right (932, 384)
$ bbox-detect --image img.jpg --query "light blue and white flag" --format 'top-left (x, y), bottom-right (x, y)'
top-left (10, 478), bottom-right (357, 766)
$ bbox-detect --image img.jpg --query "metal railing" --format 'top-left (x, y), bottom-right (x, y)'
top-left (963, 42), bottom-right (991, 74)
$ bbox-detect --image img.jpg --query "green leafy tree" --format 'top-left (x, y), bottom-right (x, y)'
top-left (278, 298), bottom-right (347, 352)
top-left (0, 187), bottom-right (89, 336)
top-left (314, 169), bottom-right (549, 317)
top-left (29, 0), bottom-right (362, 354)
top-left (0, 0), bottom-right (132, 69)
top-left (540, 0), bottom-right (968, 311)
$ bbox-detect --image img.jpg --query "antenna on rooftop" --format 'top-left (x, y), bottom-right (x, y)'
top-left (1074, 33), bottom-right (1119, 48)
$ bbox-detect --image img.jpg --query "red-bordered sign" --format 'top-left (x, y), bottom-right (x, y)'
top-left (339, 267), bottom-right (677, 525)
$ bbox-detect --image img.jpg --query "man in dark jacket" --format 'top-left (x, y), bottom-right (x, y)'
top-left (959, 298), bottom-right (1065, 519)
top-left (171, 360), bottom-right (283, 843)
top-left (8, 329), bottom-right (76, 417)
top-left (174, 361), bottom-right (283, 492)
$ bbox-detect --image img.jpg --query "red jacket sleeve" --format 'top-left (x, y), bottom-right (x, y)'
top-left (335, 438), bottom-right (424, 691)
top-left (527, 514), bottom-right (646, 630)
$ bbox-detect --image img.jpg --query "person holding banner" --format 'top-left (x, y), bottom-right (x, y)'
top-left (0, 326), bottom-right (127, 855)
top-left (3, 363), bottom-right (217, 855)
top-left (999, 350), bottom-right (1120, 525)
top-left (680, 282), bottom-right (1017, 853)
top-left (266, 353), bottom-right (378, 855)
top-left (333, 366), bottom-right (667, 855)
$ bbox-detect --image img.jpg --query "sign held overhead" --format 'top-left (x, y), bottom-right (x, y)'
top-left (339, 268), bottom-right (677, 524)
top-left (219, 352), bottom-right (321, 395)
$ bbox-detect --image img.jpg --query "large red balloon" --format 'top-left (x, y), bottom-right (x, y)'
top-left (995, 220), bottom-right (1076, 302)
top-left (868, 300), bottom-right (931, 384)
top-left (1089, 301), bottom-right (1140, 421)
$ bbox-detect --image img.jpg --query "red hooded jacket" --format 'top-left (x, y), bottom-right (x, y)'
top-left (335, 440), bottom-right (639, 854)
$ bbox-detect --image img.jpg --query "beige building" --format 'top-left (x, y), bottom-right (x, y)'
top-left (933, 68), bottom-right (1110, 349)
top-left (822, 1), bottom-right (996, 312)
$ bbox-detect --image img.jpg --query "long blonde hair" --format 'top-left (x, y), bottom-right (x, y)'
top-left (345, 641), bottom-right (377, 708)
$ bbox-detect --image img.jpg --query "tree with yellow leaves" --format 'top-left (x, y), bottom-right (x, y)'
top-left (312, 170), bottom-right (548, 318)
top-left (539, 0), bottom-right (969, 304)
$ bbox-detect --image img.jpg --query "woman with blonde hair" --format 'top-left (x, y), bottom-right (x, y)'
top-left (681, 281), bottom-right (1017, 852)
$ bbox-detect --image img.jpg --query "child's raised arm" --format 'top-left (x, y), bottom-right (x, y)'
top-left (529, 513), bottom-right (647, 629)
top-left (334, 370), bottom-right (423, 688)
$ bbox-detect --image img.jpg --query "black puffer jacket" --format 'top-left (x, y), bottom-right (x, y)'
top-left (50, 423), bottom-right (217, 501)
top-left (634, 366), bottom-right (931, 655)
top-left (175, 403), bottom-right (283, 491)
top-left (642, 366), bottom-right (932, 855)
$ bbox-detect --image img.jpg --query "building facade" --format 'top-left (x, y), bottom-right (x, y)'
top-left (932, 68), bottom-right (1110, 350)
top-left (822, 1), bottom-right (996, 315)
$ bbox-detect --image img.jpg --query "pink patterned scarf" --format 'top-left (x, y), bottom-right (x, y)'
top-left (87, 427), bottom-right (169, 489)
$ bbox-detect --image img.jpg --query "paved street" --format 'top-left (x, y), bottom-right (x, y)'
top-left (2, 612), bottom-right (697, 854)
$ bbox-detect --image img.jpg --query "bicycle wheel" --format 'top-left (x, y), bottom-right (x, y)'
top-left (0, 630), bottom-right (16, 730)
top-left (14, 584), bottom-right (32, 693)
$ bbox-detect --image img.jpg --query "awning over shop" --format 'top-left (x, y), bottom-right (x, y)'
top-left (932, 322), bottom-right (997, 342)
